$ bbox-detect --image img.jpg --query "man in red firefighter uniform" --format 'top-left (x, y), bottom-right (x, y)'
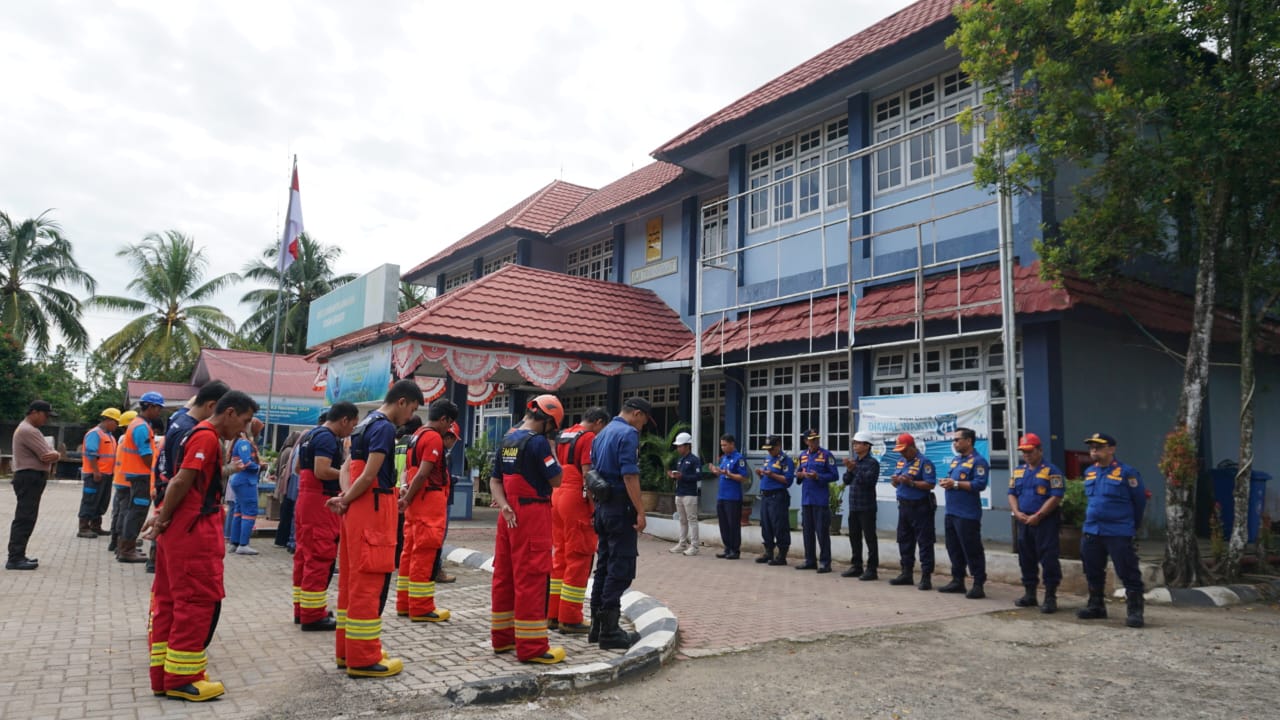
top-left (397, 398), bottom-right (460, 621)
top-left (548, 406), bottom-right (609, 633)
top-left (143, 390), bottom-right (258, 702)
top-left (327, 380), bottom-right (424, 678)
top-left (491, 394), bottom-right (566, 664)
top-left (292, 401), bottom-right (359, 629)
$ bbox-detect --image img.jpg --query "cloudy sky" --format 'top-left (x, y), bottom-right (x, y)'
top-left (2, 0), bottom-right (916, 355)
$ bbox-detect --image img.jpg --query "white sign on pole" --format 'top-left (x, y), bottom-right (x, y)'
top-left (857, 390), bottom-right (992, 509)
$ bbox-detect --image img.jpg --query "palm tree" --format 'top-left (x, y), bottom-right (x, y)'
top-left (239, 233), bottom-right (356, 355)
top-left (0, 210), bottom-right (96, 354)
top-left (398, 281), bottom-right (434, 313)
top-left (92, 230), bottom-right (240, 376)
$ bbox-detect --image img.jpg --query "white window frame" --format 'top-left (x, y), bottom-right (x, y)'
top-left (481, 250), bottom-right (516, 276)
top-left (873, 68), bottom-right (983, 195)
top-left (566, 237), bottom-right (613, 281)
top-left (744, 356), bottom-right (854, 456)
top-left (745, 113), bottom-right (850, 231)
top-left (443, 267), bottom-right (473, 293)
top-left (701, 197), bottom-right (730, 264)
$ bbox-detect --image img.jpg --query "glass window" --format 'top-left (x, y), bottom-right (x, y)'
top-left (701, 197), bottom-right (730, 264)
top-left (566, 238), bottom-right (613, 281)
top-left (875, 352), bottom-right (906, 379)
top-left (799, 362), bottom-right (823, 384)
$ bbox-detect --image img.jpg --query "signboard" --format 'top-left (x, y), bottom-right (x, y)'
top-left (645, 216), bottom-right (663, 262)
top-left (324, 343), bottom-right (393, 405)
top-left (259, 399), bottom-right (325, 426)
top-left (630, 257), bottom-right (677, 284)
top-left (306, 264), bottom-right (399, 348)
top-left (857, 390), bottom-right (992, 508)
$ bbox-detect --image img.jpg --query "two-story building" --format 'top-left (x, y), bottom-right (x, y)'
top-left (313, 0), bottom-right (1280, 539)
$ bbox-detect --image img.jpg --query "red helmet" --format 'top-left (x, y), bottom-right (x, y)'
top-left (528, 394), bottom-right (564, 430)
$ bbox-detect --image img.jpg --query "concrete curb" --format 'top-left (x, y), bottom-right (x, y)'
top-left (438, 544), bottom-right (679, 706)
top-left (1122, 578), bottom-right (1280, 607)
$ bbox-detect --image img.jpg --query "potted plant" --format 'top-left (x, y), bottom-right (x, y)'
top-left (1058, 479), bottom-right (1085, 559)
top-left (828, 481), bottom-right (843, 535)
top-left (638, 423), bottom-right (688, 514)
top-left (465, 434), bottom-right (494, 507)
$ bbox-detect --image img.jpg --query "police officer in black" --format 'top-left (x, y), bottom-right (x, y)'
top-left (841, 431), bottom-right (880, 580)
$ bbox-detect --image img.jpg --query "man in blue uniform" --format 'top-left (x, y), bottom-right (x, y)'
top-left (1077, 432), bottom-right (1147, 628)
top-left (938, 427), bottom-right (989, 599)
top-left (590, 397), bottom-right (654, 650)
top-left (888, 433), bottom-right (937, 590)
top-left (754, 435), bottom-right (794, 566)
top-left (1008, 433), bottom-right (1064, 613)
top-left (711, 434), bottom-right (749, 559)
top-left (841, 431), bottom-right (880, 580)
top-left (795, 429), bottom-right (838, 573)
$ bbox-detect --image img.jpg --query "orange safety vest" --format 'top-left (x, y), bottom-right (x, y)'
top-left (114, 416), bottom-right (157, 485)
top-left (80, 427), bottom-right (117, 475)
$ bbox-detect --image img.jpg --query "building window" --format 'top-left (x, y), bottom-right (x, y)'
top-left (443, 268), bottom-right (473, 292)
top-left (871, 338), bottom-right (1023, 455)
top-left (566, 238), bottom-right (613, 281)
top-left (701, 197), bottom-right (730, 264)
top-left (873, 68), bottom-right (982, 194)
top-left (560, 392), bottom-right (607, 426)
top-left (746, 114), bottom-right (850, 231)
top-left (481, 251), bottom-right (515, 276)
top-left (744, 355), bottom-right (854, 456)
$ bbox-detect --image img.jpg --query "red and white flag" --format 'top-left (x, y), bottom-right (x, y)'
top-left (278, 160), bottom-right (304, 274)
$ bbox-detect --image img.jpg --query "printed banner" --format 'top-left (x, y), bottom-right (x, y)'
top-left (857, 390), bottom-right (991, 509)
top-left (324, 342), bottom-right (393, 405)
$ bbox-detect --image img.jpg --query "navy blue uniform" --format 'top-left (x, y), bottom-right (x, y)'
top-left (843, 453), bottom-right (880, 573)
top-left (797, 447), bottom-right (838, 568)
top-left (590, 417), bottom-right (640, 613)
top-left (894, 455), bottom-right (936, 574)
top-left (1082, 460), bottom-right (1146, 594)
top-left (943, 452), bottom-right (989, 584)
top-left (757, 451), bottom-right (794, 557)
top-left (674, 453), bottom-right (702, 496)
top-left (1009, 461), bottom-right (1065, 589)
top-left (715, 451), bottom-right (749, 556)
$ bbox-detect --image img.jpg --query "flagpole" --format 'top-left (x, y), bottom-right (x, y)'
top-left (264, 154), bottom-right (297, 450)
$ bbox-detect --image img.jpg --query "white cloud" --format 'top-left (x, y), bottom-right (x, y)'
top-left (0, 0), bottom-right (916, 353)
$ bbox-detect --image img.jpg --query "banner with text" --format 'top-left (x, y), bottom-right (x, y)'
top-left (857, 390), bottom-right (991, 508)
top-left (324, 343), bottom-right (393, 405)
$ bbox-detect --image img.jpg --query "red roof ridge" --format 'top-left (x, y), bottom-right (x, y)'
top-left (552, 161), bottom-right (687, 235)
top-left (653, 0), bottom-right (956, 158)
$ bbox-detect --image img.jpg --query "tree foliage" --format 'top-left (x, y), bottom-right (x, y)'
top-left (92, 230), bottom-right (240, 378)
top-left (26, 347), bottom-right (89, 424)
top-left (0, 210), bottom-right (96, 355)
top-left (238, 233), bottom-right (355, 355)
top-left (0, 331), bottom-right (33, 421)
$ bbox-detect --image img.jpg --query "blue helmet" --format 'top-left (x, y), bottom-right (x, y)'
top-left (139, 391), bottom-right (165, 407)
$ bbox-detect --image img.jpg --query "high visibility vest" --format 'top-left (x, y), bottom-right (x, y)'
top-left (80, 427), bottom-right (116, 475)
top-left (114, 416), bottom-right (157, 484)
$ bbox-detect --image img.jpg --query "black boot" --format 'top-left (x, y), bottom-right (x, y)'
top-left (598, 607), bottom-right (639, 650)
top-left (587, 607), bottom-right (601, 643)
top-left (840, 566), bottom-right (864, 578)
top-left (965, 580), bottom-right (985, 599)
top-left (937, 577), bottom-right (966, 593)
top-left (1076, 587), bottom-right (1107, 620)
top-left (888, 570), bottom-right (914, 586)
top-left (107, 534), bottom-right (118, 552)
top-left (755, 550), bottom-right (774, 564)
top-left (1040, 587), bottom-right (1058, 614)
top-left (1014, 585), bottom-right (1038, 607)
top-left (1125, 591), bottom-right (1144, 628)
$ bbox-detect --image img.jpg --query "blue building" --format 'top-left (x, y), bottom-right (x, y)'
top-left (318, 0), bottom-right (1280, 540)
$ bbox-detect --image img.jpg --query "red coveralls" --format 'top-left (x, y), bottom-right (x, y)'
top-left (548, 425), bottom-right (597, 626)
top-left (293, 426), bottom-right (344, 624)
top-left (147, 422), bottom-right (225, 693)
top-left (335, 412), bottom-right (398, 669)
top-left (490, 429), bottom-right (559, 661)
top-left (397, 426), bottom-right (449, 617)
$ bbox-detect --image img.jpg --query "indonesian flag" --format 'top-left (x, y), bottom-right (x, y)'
top-left (278, 161), bottom-right (303, 274)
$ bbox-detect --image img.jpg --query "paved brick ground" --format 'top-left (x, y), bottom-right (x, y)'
top-left (0, 481), bottom-right (617, 720)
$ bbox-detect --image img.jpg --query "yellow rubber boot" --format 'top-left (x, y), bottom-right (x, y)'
top-left (521, 647), bottom-right (566, 665)
top-left (346, 657), bottom-right (404, 678)
top-left (410, 608), bottom-right (451, 623)
top-left (166, 680), bottom-right (226, 702)
top-left (336, 649), bottom-right (388, 669)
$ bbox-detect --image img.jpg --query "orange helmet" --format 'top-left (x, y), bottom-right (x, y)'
top-left (528, 394), bottom-right (564, 430)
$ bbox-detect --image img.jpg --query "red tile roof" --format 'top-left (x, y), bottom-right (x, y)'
top-left (671, 262), bottom-right (1280, 359)
top-left (403, 180), bottom-right (595, 281)
top-left (191, 348), bottom-right (323, 399)
top-left (552, 162), bottom-right (687, 234)
top-left (654, 0), bottom-right (957, 158)
top-left (124, 380), bottom-right (198, 407)
top-left (313, 264), bottom-right (693, 363)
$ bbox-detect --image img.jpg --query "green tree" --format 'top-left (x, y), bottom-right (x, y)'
top-left (92, 230), bottom-right (240, 378)
top-left (950, 0), bottom-right (1280, 587)
top-left (27, 347), bottom-right (88, 423)
top-left (0, 331), bottom-right (33, 420)
top-left (78, 351), bottom-right (128, 420)
top-left (0, 210), bottom-right (96, 355)
top-left (238, 233), bottom-right (355, 355)
top-left (398, 281), bottom-right (433, 313)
